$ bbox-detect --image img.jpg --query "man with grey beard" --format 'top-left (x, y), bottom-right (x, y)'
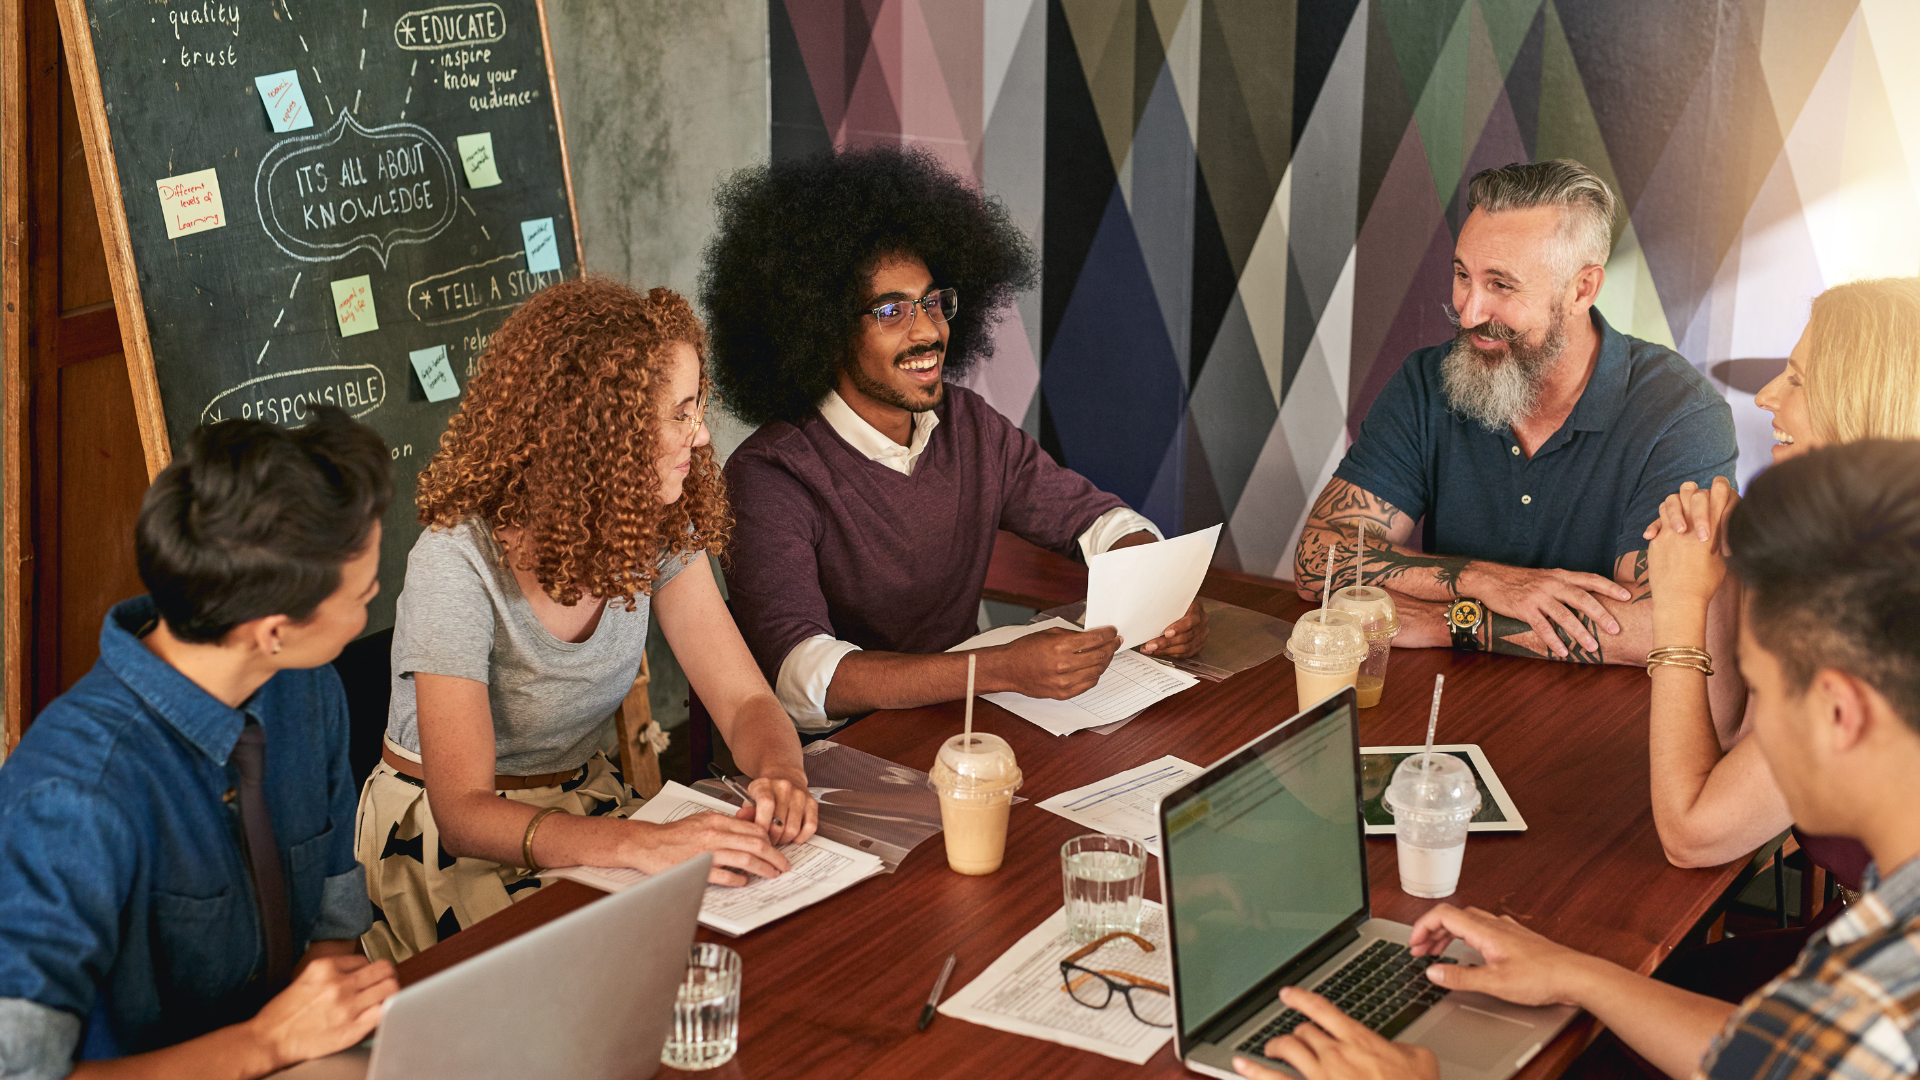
top-left (1292, 159), bottom-right (1735, 669)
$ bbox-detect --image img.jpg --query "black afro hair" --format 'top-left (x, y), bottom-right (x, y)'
top-left (699, 145), bottom-right (1037, 428)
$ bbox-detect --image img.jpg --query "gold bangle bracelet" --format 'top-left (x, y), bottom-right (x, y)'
top-left (1646, 656), bottom-right (1714, 676)
top-left (523, 806), bottom-right (564, 872)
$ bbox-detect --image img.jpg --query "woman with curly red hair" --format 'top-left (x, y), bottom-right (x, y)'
top-left (357, 279), bottom-right (816, 962)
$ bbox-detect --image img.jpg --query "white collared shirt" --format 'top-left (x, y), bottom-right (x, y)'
top-left (774, 391), bottom-right (1161, 731)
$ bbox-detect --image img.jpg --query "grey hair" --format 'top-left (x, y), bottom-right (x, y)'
top-left (1466, 159), bottom-right (1616, 283)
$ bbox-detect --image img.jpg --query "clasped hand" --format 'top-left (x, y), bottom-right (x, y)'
top-left (1642, 477), bottom-right (1739, 607)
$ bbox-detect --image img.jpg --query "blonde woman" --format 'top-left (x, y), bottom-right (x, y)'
top-left (1646, 277), bottom-right (1920, 882)
top-left (358, 280), bottom-right (816, 962)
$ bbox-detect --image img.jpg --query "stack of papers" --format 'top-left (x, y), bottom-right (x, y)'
top-left (938, 903), bottom-right (1175, 1064)
top-left (540, 782), bottom-right (885, 936)
top-left (948, 619), bottom-right (1200, 736)
top-left (1035, 756), bottom-right (1201, 858)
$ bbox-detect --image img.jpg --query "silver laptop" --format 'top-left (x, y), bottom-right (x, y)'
top-left (1158, 691), bottom-right (1573, 1080)
top-left (279, 853), bottom-right (710, 1080)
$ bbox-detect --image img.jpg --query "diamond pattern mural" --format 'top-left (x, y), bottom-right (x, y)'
top-left (772, 0), bottom-right (1920, 578)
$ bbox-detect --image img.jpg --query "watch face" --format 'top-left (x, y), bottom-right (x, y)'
top-left (1448, 600), bottom-right (1482, 629)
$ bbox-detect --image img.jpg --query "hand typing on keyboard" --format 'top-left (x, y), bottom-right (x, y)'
top-left (1230, 983), bottom-right (1440, 1080)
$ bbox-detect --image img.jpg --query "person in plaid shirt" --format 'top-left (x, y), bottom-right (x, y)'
top-left (1232, 439), bottom-right (1920, 1080)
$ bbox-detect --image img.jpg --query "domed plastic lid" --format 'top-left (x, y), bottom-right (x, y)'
top-left (928, 733), bottom-right (1023, 797)
top-left (1384, 753), bottom-right (1482, 819)
top-left (1284, 610), bottom-right (1368, 672)
top-left (1330, 585), bottom-right (1401, 638)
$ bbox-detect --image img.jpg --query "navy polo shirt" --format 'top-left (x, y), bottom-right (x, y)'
top-left (1334, 308), bottom-right (1736, 578)
top-left (0, 597), bottom-right (370, 1074)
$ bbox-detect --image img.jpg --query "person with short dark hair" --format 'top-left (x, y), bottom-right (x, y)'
top-left (1293, 159), bottom-right (1737, 674)
top-left (704, 145), bottom-right (1206, 733)
top-left (0, 406), bottom-right (398, 1080)
top-left (1234, 439), bottom-right (1920, 1080)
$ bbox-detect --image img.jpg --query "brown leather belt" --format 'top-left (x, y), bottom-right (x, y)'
top-left (381, 745), bottom-right (584, 791)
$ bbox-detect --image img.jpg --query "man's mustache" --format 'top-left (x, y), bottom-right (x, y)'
top-left (894, 341), bottom-right (945, 364)
top-left (1442, 304), bottom-right (1524, 344)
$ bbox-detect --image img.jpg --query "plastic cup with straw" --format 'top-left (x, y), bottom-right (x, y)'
top-left (927, 652), bottom-right (1022, 875)
top-left (1384, 673), bottom-right (1481, 897)
top-left (1329, 523), bottom-right (1400, 708)
top-left (1285, 541), bottom-right (1368, 711)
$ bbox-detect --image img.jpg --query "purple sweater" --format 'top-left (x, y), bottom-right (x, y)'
top-left (723, 385), bottom-right (1128, 682)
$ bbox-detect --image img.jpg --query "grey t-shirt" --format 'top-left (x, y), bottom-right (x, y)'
top-left (385, 519), bottom-right (696, 775)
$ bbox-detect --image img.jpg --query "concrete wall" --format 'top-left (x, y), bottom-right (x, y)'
top-left (546, 0), bottom-right (768, 730)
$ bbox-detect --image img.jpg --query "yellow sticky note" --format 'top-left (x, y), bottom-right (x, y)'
top-left (331, 276), bottom-right (379, 337)
top-left (456, 133), bottom-right (502, 188)
top-left (156, 168), bottom-right (227, 240)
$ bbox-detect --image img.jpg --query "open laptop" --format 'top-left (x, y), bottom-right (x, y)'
top-left (279, 852), bottom-right (710, 1080)
top-left (1158, 690), bottom-right (1573, 1080)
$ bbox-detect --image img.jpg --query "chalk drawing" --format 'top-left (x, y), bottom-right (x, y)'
top-left (200, 363), bottom-right (388, 424)
top-left (254, 110), bottom-right (457, 266)
top-left (392, 3), bottom-right (506, 51)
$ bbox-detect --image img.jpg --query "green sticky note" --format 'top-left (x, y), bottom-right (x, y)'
top-left (409, 345), bottom-right (460, 403)
top-left (456, 132), bottom-right (502, 188)
top-left (331, 275), bottom-right (378, 337)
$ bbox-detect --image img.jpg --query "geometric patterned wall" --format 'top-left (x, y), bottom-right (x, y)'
top-left (772, 0), bottom-right (1920, 578)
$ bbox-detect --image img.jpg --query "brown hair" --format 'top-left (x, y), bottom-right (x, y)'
top-left (416, 278), bottom-right (728, 607)
top-left (1803, 277), bottom-right (1920, 445)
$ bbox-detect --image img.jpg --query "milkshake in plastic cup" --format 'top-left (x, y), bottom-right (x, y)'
top-left (1383, 753), bottom-right (1481, 898)
top-left (1330, 586), bottom-right (1400, 708)
top-left (928, 733), bottom-right (1024, 875)
top-left (1284, 610), bottom-right (1369, 712)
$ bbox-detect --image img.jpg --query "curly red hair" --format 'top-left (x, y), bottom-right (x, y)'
top-left (416, 278), bottom-right (728, 607)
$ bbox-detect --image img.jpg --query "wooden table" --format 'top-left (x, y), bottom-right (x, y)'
top-left (397, 533), bottom-right (1748, 1079)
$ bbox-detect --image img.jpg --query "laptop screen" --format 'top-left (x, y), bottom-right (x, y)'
top-left (1161, 695), bottom-right (1368, 1040)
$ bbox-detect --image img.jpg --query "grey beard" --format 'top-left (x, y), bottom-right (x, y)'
top-left (1440, 310), bottom-right (1567, 433)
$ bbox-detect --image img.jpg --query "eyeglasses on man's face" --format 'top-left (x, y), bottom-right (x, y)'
top-left (1059, 932), bottom-right (1173, 1027)
top-left (859, 288), bottom-right (959, 336)
top-left (662, 393), bottom-right (709, 446)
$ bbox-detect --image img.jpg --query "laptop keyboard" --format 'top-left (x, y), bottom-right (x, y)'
top-left (1235, 940), bottom-right (1456, 1053)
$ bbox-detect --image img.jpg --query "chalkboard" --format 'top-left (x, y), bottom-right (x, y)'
top-left (57, 0), bottom-right (582, 631)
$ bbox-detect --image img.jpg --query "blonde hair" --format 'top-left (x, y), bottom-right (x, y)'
top-left (1803, 277), bottom-right (1920, 445)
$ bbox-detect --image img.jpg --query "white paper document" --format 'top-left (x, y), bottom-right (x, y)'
top-left (948, 619), bottom-right (1200, 736)
top-left (540, 782), bottom-right (885, 936)
top-left (938, 902), bottom-right (1174, 1064)
top-left (1036, 756), bottom-right (1201, 858)
top-left (1083, 524), bottom-right (1221, 651)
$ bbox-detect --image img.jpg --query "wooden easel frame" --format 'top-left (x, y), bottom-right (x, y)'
top-left (50, 0), bottom-right (588, 484)
top-left (2, 0), bottom-right (28, 751)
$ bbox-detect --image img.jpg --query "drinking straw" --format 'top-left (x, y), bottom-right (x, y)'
top-left (1320, 539), bottom-right (1337, 616)
top-left (964, 653), bottom-right (976, 746)
top-left (1423, 674), bottom-right (1445, 772)
top-left (1352, 522), bottom-right (1364, 592)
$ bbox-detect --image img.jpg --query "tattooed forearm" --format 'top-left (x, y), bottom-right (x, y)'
top-left (1489, 612), bottom-right (1606, 664)
top-left (1629, 550), bottom-right (1651, 603)
top-left (1368, 547), bottom-right (1472, 597)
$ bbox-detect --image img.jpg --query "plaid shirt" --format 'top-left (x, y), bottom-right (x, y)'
top-left (1698, 855), bottom-right (1920, 1080)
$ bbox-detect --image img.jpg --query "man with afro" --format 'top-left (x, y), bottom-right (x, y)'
top-left (703, 145), bottom-right (1206, 733)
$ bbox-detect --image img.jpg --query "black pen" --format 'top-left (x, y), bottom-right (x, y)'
top-left (918, 954), bottom-right (957, 1031)
top-left (707, 763), bottom-right (785, 829)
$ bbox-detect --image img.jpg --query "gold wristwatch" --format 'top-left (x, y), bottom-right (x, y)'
top-left (1448, 598), bottom-right (1487, 652)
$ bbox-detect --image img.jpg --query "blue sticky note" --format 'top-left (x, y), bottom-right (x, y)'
top-left (409, 345), bottom-right (460, 403)
top-left (521, 217), bottom-right (561, 275)
top-left (254, 70), bottom-right (313, 133)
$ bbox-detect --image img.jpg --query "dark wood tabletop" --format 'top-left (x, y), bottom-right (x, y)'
top-left (397, 531), bottom-right (1749, 1080)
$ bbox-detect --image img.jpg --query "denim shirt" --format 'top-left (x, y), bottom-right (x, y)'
top-left (0, 597), bottom-right (370, 1078)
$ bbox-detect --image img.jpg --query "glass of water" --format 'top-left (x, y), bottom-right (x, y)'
top-left (660, 943), bottom-right (741, 1071)
top-left (1061, 834), bottom-right (1147, 944)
